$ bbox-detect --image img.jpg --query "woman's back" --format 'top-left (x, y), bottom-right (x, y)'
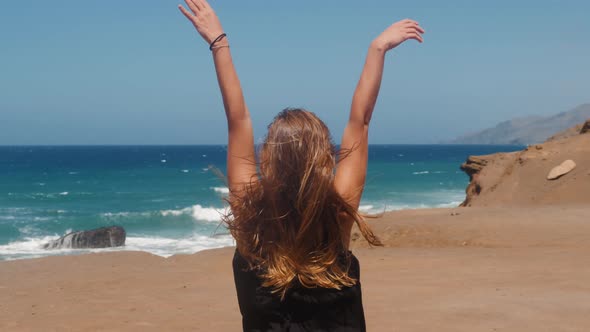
top-left (178, 1), bottom-right (424, 329)
top-left (233, 249), bottom-right (366, 332)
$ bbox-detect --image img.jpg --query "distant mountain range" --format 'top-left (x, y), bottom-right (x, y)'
top-left (447, 103), bottom-right (590, 145)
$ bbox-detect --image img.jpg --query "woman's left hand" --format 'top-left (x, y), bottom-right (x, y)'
top-left (178, 0), bottom-right (225, 44)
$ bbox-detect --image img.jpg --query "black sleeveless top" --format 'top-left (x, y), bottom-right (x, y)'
top-left (232, 250), bottom-right (367, 332)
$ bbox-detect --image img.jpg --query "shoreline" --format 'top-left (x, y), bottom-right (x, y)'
top-left (2, 205), bottom-right (589, 331)
top-left (0, 200), bottom-right (467, 262)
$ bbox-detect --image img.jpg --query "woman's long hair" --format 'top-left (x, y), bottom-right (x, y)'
top-left (225, 108), bottom-right (381, 299)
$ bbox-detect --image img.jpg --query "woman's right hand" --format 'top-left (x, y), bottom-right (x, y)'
top-left (372, 19), bottom-right (425, 52)
top-left (178, 0), bottom-right (225, 45)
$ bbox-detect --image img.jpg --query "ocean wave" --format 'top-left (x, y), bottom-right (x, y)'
top-left (368, 202), bottom-right (462, 212)
top-left (358, 205), bottom-right (374, 212)
top-left (211, 187), bottom-right (230, 194)
top-left (0, 235), bottom-right (63, 260)
top-left (125, 234), bottom-right (234, 257)
top-left (435, 201), bottom-right (464, 208)
top-left (0, 233), bottom-right (234, 261)
top-left (99, 205), bottom-right (228, 222)
top-left (9, 192), bottom-right (92, 200)
top-left (160, 205), bottom-right (227, 222)
top-left (101, 211), bottom-right (151, 218)
top-left (412, 171), bottom-right (429, 175)
top-left (359, 191), bottom-right (465, 213)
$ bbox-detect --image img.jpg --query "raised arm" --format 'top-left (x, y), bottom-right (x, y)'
top-left (179, 0), bottom-right (256, 194)
top-left (335, 19), bottom-right (424, 209)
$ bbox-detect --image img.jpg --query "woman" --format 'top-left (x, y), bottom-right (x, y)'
top-left (179, 1), bottom-right (424, 330)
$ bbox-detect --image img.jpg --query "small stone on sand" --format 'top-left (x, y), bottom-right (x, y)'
top-left (547, 160), bottom-right (576, 180)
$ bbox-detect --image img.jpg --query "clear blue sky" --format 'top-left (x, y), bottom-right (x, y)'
top-left (1, 0), bottom-right (588, 145)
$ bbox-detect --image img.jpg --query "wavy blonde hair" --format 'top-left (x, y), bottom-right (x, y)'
top-left (225, 108), bottom-right (381, 299)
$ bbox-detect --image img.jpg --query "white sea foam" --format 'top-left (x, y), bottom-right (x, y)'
top-left (101, 211), bottom-right (152, 218)
top-left (99, 205), bottom-right (228, 222)
top-left (102, 211), bottom-right (131, 217)
top-left (160, 205), bottom-right (228, 222)
top-left (211, 187), bottom-right (230, 194)
top-left (0, 233), bottom-right (235, 261)
top-left (181, 169), bottom-right (189, 173)
top-left (358, 205), bottom-right (374, 213)
top-left (17, 225), bottom-right (39, 236)
top-left (59, 192), bottom-right (69, 196)
top-left (0, 235), bottom-right (63, 260)
top-left (124, 234), bottom-right (234, 257)
top-left (161, 159), bottom-right (167, 163)
top-left (412, 171), bottom-right (429, 175)
top-left (359, 190), bottom-right (466, 213)
top-left (435, 201), bottom-right (464, 208)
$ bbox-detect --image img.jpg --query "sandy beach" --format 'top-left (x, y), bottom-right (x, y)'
top-left (2, 205), bottom-right (589, 331)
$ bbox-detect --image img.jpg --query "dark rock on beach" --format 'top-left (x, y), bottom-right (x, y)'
top-left (43, 226), bottom-right (126, 249)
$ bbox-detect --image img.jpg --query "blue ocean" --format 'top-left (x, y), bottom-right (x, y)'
top-left (0, 145), bottom-right (522, 260)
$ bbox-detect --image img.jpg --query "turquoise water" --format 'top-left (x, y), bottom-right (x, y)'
top-left (0, 145), bottom-right (522, 260)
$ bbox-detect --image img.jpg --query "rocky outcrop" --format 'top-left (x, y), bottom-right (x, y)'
top-left (44, 226), bottom-right (126, 249)
top-left (460, 120), bottom-right (590, 207)
top-left (459, 153), bottom-right (520, 207)
top-left (460, 156), bottom-right (490, 177)
top-left (547, 118), bottom-right (590, 141)
top-left (460, 156), bottom-right (492, 207)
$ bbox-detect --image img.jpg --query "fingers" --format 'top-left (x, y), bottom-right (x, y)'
top-left (401, 18), bottom-right (418, 26)
top-left (200, 0), bottom-right (212, 10)
top-left (191, 0), bottom-right (205, 11)
top-left (404, 24), bottom-right (425, 43)
top-left (194, 0), bottom-right (210, 10)
top-left (406, 32), bottom-right (423, 43)
top-left (178, 4), bottom-right (196, 21)
top-left (184, 0), bottom-right (199, 14)
top-left (401, 19), bottom-right (425, 34)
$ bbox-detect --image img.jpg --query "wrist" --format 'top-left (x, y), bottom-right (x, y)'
top-left (208, 32), bottom-right (227, 49)
top-left (215, 39), bottom-right (229, 47)
top-left (211, 39), bottom-right (229, 53)
top-left (369, 39), bottom-right (388, 54)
